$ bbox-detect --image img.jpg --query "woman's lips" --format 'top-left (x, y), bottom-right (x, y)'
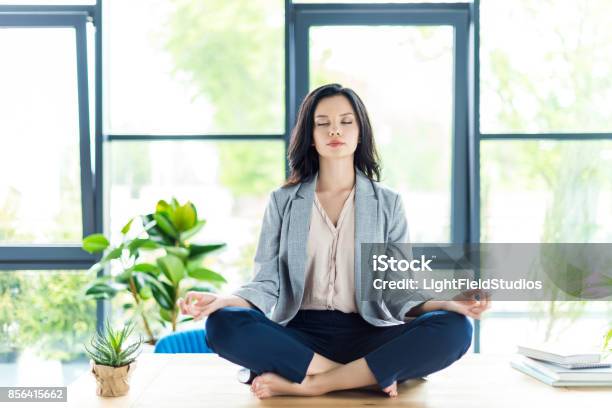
top-left (327, 142), bottom-right (345, 147)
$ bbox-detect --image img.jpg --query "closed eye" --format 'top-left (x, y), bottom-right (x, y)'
top-left (316, 121), bottom-right (352, 126)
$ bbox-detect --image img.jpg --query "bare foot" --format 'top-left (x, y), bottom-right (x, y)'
top-left (382, 381), bottom-right (398, 398)
top-left (250, 373), bottom-right (312, 399)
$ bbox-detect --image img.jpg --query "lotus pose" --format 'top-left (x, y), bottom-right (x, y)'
top-left (178, 83), bottom-right (491, 399)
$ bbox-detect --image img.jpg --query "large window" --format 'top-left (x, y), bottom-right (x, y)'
top-left (100, 0), bottom-right (287, 343)
top-left (0, 11), bottom-right (95, 270)
top-left (0, 8), bottom-right (96, 386)
top-left (479, 0), bottom-right (612, 351)
top-left (293, 3), bottom-right (470, 245)
top-left (103, 0), bottom-right (288, 313)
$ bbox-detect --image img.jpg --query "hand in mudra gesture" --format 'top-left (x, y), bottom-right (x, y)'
top-left (443, 289), bottom-right (491, 320)
top-left (177, 291), bottom-right (251, 321)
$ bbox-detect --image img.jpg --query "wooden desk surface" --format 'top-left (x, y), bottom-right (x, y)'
top-left (63, 353), bottom-right (610, 408)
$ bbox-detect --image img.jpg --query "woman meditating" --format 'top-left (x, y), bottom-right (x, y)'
top-left (177, 83), bottom-right (491, 399)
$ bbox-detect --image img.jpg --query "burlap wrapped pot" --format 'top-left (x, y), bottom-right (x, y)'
top-left (91, 360), bottom-right (136, 397)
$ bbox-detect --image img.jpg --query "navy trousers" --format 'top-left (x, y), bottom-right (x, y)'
top-left (205, 307), bottom-right (472, 388)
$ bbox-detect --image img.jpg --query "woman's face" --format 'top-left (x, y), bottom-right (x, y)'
top-left (312, 94), bottom-right (359, 160)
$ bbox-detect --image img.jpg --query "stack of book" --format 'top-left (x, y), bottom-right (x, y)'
top-left (511, 343), bottom-right (612, 387)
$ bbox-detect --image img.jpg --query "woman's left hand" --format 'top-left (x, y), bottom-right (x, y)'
top-left (442, 289), bottom-right (491, 320)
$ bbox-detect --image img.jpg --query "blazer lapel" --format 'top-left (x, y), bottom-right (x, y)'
top-left (354, 169), bottom-right (379, 308)
top-left (355, 169), bottom-right (378, 244)
top-left (287, 172), bottom-right (317, 300)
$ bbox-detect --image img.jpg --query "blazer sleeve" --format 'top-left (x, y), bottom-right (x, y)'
top-left (232, 191), bottom-right (281, 315)
top-left (382, 193), bottom-right (434, 321)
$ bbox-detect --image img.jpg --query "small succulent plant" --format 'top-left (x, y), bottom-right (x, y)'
top-left (85, 319), bottom-right (143, 367)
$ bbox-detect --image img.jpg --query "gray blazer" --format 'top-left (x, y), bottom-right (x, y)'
top-left (233, 168), bottom-right (431, 327)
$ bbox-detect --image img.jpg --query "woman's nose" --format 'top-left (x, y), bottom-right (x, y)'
top-left (329, 128), bottom-right (341, 136)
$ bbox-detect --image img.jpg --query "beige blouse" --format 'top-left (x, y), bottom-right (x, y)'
top-left (300, 184), bottom-right (358, 313)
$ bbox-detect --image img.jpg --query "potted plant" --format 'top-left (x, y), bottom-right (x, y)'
top-left (82, 198), bottom-right (226, 344)
top-left (85, 319), bottom-right (142, 397)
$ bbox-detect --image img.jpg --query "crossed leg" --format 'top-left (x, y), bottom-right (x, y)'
top-left (251, 310), bottom-right (472, 398)
top-left (251, 357), bottom-right (396, 398)
top-left (252, 355), bottom-right (399, 398)
top-left (206, 307), bottom-right (471, 399)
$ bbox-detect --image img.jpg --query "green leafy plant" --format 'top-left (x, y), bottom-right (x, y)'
top-left (82, 198), bottom-right (226, 344)
top-left (85, 319), bottom-right (142, 367)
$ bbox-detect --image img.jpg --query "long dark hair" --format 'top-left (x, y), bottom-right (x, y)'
top-left (284, 83), bottom-right (381, 186)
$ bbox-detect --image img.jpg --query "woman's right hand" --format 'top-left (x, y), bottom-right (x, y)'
top-left (177, 292), bottom-right (251, 321)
